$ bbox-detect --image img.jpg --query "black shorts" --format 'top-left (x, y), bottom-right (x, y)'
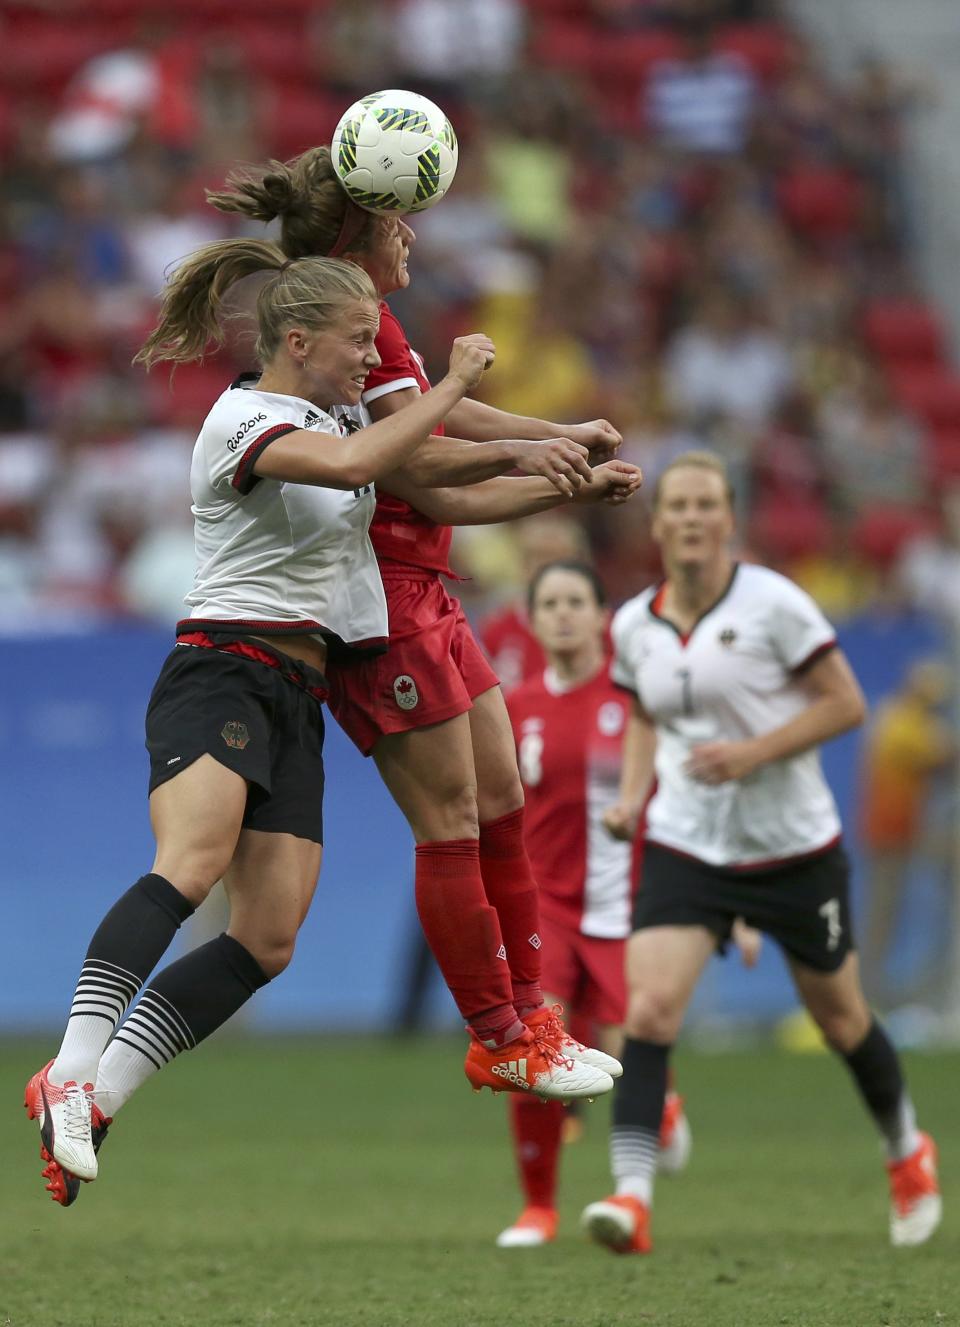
top-left (145, 641), bottom-right (326, 844)
top-left (633, 841), bottom-right (855, 973)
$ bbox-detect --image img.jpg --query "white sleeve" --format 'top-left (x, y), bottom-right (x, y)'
top-left (202, 397), bottom-right (300, 496)
top-left (610, 601), bottom-right (641, 692)
top-left (767, 573), bottom-right (836, 673)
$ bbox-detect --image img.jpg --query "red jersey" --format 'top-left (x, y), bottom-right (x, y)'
top-left (363, 302), bottom-right (453, 577)
top-left (479, 603), bottom-right (546, 695)
top-left (508, 666), bottom-right (638, 939)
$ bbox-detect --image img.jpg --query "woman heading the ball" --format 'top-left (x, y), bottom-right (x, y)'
top-left (24, 243), bottom-right (496, 1204)
top-left (206, 145), bottom-right (642, 1096)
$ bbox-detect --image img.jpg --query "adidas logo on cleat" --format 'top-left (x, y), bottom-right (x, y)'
top-left (492, 1059), bottom-right (530, 1089)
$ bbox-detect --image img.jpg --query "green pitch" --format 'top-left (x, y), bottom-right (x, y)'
top-left (2, 1037), bottom-right (957, 1326)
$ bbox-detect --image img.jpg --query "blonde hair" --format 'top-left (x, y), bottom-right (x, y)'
top-left (652, 450), bottom-right (735, 509)
top-left (206, 147), bottom-right (377, 259)
top-left (134, 240), bottom-right (376, 369)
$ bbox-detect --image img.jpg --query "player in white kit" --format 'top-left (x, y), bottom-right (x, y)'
top-left (24, 241), bottom-right (495, 1205)
top-left (581, 451), bottom-right (941, 1253)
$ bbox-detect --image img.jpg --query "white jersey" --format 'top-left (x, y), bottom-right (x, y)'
top-left (183, 377), bottom-right (387, 653)
top-left (611, 563), bottom-right (840, 867)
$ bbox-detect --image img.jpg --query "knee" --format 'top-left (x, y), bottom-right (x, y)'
top-left (155, 851), bottom-right (233, 907)
top-left (477, 776), bottom-right (524, 824)
top-left (241, 932), bottom-right (297, 979)
top-left (623, 987), bottom-right (683, 1044)
top-left (813, 1005), bottom-right (871, 1054)
top-left (416, 781), bottom-right (479, 842)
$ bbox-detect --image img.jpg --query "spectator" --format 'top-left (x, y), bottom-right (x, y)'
top-left (645, 16), bottom-right (756, 155)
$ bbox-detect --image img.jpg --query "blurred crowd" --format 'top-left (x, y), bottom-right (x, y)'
top-left (1, 0), bottom-right (958, 631)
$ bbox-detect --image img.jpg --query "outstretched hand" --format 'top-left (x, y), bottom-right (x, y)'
top-left (510, 438), bottom-right (594, 497)
top-left (602, 800), bottom-right (641, 842)
top-left (561, 419), bottom-right (623, 461)
top-left (573, 460), bottom-right (643, 506)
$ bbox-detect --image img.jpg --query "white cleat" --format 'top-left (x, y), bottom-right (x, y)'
top-left (25, 1061), bottom-right (98, 1182)
top-left (657, 1091), bottom-right (692, 1175)
top-left (524, 1004), bottom-right (623, 1079)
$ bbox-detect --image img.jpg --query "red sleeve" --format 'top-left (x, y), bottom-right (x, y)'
top-left (365, 304), bottom-right (422, 395)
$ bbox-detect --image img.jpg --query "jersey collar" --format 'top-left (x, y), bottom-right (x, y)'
top-left (649, 562), bottom-right (740, 646)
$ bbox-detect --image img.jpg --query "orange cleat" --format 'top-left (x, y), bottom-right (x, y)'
top-left (464, 1025), bottom-right (613, 1101)
top-left (658, 1090), bottom-right (692, 1175)
top-left (523, 1004), bottom-right (622, 1079)
top-left (581, 1194), bottom-right (652, 1254)
top-left (495, 1205), bottom-right (558, 1248)
top-left (888, 1132), bottom-right (941, 1247)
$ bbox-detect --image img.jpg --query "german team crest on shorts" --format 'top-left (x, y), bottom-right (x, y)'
top-left (393, 674), bottom-right (419, 710)
top-left (221, 720), bottom-right (250, 750)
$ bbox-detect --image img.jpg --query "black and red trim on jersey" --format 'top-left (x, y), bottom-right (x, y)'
top-left (648, 563), bottom-right (740, 647)
top-left (646, 832), bottom-right (842, 875)
top-left (176, 618), bottom-right (388, 659)
top-left (232, 424), bottom-right (298, 495)
top-left (791, 639), bottom-right (837, 675)
top-left (177, 630), bottom-right (329, 701)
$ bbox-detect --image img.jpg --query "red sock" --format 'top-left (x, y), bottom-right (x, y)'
top-left (479, 809), bottom-right (543, 1015)
top-left (509, 1094), bottom-right (564, 1210)
top-left (414, 839), bottom-right (520, 1045)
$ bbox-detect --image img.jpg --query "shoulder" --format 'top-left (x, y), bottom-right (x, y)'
top-left (202, 387), bottom-right (292, 440)
top-left (611, 589), bottom-right (655, 647)
top-left (736, 562), bottom-right (821, 613)
top-left (375, 302), bottom-right (409, 350)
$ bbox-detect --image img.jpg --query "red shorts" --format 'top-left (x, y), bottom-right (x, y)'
top-left (327, 574), bottom-right (500, 755)
top-left (538, 912), bottom-right (627, 1027)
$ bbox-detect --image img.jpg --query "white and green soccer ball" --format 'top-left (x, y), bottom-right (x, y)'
top-left (331, 89), bottom-right (458, 215)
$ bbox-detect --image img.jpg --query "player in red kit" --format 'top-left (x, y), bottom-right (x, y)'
top-left (494, 561), bottom-right (693, 1247)
top-left (208, 147), bottom-right (640, 1099)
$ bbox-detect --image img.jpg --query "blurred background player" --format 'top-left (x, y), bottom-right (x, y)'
top-left (583, 451), bottom-right (941, 1254)
top-left (206, 147), bottom-right (635, 1097)
top-left (858, 658), bottom-right (957, 1010)
top-left (25, 246), bottom-right (496, 1201)
top-left (494, 560), bottom-right (692, 1250)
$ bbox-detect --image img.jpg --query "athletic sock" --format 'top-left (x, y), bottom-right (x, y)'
top-left (509, 1094), bottom-right (564, 1209)
top-left (840, 1019), bottom-right (921, 1162)
top-left (478, 809), bottom-right (543, 1016)
top-left (51, 874), bottom-right (195, 1088)
top-left (413, 839), bottom-right (522, 1046)
top-left (96, 934), bottom-right (269, 1114)
top-left (610, 1038), bottom-right (671, 1206)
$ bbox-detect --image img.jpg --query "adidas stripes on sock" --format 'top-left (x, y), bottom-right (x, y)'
top-left (96, 934), bottom-right (269, 1114)
top-left (610, 1038), bottom-right (672, 1207)
top-left (479, 809), bottom-right (543, 1016)
top-left (841, 1019), bottom-right (921, 1162)
top-left (51, 874), bottom-right (195, 1088)
top-left (413, 839), bottom-right (522, 1046)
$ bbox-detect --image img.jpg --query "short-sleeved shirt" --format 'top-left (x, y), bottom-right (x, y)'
top-left (611, 563), bottom-right (840, 867)
top-left (183, 376), bottom-right (387, 654)
top-left (508, 666), bottom-right (637, 938)
top-left (362, 302), bottom-right (454, 578)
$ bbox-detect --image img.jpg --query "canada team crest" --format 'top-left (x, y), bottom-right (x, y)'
top-left (393, 674), bottom-right (419, 710)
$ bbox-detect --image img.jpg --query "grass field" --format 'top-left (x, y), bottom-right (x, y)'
top-left (2, 1036), bottom-right (957, 1327)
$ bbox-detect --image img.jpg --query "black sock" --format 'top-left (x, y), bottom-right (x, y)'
top-left (841, 1019), bottom-right (918, 1159)
top-left (609, 1038), bottom-right (671, 1201)
top-left (111, 934), bottom-right (270, 1070)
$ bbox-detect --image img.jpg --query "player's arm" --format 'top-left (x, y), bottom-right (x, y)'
top-left (686, 649), bottom-right (867, 786)
top-left (368, 385), bottom-right (595, 496)
top-left (603, 699), bottom-right (658, 842)
top-left (444, 397), bottom-right (623, 460)
top-left (253, 337), bottom-right (492, 491)
top-left (377, 461), bottom-right (643, 524)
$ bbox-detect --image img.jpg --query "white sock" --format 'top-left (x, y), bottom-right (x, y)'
top-left (884, 1095), bottom-right (921, 1163)
top-left (611, 1126), bottom-right (657, 1206)
top-left (51, 959), bottom-right (142, 1087)
top-left (94, 1038), bottom-right (160, 1116)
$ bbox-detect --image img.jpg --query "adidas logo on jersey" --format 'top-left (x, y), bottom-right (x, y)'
top-left (492, 1059), bottom-right (530, 1089)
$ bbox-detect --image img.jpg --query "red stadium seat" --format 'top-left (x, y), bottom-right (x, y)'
top-left (530, 20), bottom-right (606, 74)
top-left (776, 164), bottom-right (864, 244)
top-left (861, 299), bottom-right (947, 368)
top-left (887, 366), bottom-right (960, 429)
top-left (926, 425), bottom-right (960, 478)
top-left (749, 499), bottom-right (831, 562)
top-left (600, 29), bottom-right (683, 83)
top-left (851, 505), bottom-right (935, 568)
top-left (263, 86), bottom-right (342, 161)
top-left (714, 22), bottom-right (793, 84)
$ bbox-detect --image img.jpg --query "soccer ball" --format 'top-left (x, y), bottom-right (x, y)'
top-left (331, 89), bottom-right (458, 215)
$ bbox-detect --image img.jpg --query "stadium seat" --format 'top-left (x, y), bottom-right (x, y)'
top-left (861, 299), bottom-right (947, 368)
top-left (776, 164), bottom-right (864, 244)
top-left (600, 29), bottom-right (683, 83)
top-left (529, 20), bottom-right (606, 74)
top-left (714, 22), bottom-right (793, 84)
top-left (926, 425), bottom-right (960, 478)
top-left (887, 366), bottom-right (960, 429)
top-left (851, 505), bottom-right (935, 567)
top-left (262, 87), bottom-right (342, 161)
top-left (749, 499), bottom-right (831, 562)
